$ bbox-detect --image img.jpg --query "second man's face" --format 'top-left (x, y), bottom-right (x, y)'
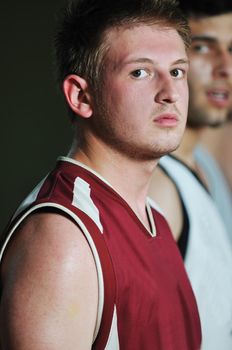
top-left (187, 13), bottom-right (232, 128)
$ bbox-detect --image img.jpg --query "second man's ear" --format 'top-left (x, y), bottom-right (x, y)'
top-left (63, 74), bottom-right (93, 118)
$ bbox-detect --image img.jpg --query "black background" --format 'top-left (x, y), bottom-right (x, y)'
top-left (1, 1), bottom-right (72, 231)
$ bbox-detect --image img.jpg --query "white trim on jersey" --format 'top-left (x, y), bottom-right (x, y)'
top-left (12, 176), bottom-right (48, 221)
top-left (145, 200), bottom-right (157, 237)
top-left (58, 156), bottom-right (113, 188)
top-left (105, 306), bottom-right (120, 350)
top-left (60, 156), bottom-right (156, 238)
top-left (72, 177), bottom-right (104, 233)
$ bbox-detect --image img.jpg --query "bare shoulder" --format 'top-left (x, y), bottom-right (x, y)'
top-left (0, 211), bottom-right (98, 349)
top-left (149, 165), bottom-right (183, 241)
top-left (149, 165), bottom-right (181, 206)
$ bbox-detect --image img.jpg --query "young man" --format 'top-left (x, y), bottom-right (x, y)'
top-left (149, 1), bottom-right (232, 349)
top-left (0, 0), bottom-right (201, 349)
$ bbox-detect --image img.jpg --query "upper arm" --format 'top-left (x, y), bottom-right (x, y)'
top-left (149, 166), bottom-right (183, 241)
top-left (0, 211), bottom-right (98, 350)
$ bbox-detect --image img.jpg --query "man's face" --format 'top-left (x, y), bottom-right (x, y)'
top-left (91, 24), bottom-right (189, 161)
top-left (187, 13), bottom-right (232, 128)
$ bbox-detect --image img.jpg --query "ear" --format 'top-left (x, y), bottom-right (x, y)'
top-left (63, 74), bottom-right (93, 118)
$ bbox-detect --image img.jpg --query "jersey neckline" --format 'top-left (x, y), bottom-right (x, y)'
top-left (58, 156), bottom-right (157, 238)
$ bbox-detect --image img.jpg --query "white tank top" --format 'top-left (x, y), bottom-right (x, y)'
top-left (158, 155), bottom-right (232, 350)
top-left (194, 145), bottom-right (232, 244)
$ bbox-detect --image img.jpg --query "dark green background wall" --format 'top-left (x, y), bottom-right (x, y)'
top-left (1, 1), bottom-right (72, 231)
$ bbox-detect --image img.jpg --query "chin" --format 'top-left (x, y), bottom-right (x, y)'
top-left (208, 120), bottom-right (226, 128)
top-left (152, 142), bottom-right (181, 158)
top-left (187, 115), bottom-right (226, 129)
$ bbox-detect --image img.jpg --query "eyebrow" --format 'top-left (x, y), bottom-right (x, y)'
top-left (191, 35), bottom-right (217, 44)
top-left (172, 58), bottom-right (190, 65)
top-left (122, 57), bottom-right (189, 67)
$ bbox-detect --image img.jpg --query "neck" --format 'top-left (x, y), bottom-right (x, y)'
top-left (68, 134), bottom-right (159, 228)
top-left (199, 126), bottom-right (224, 160)
top-left (200, 122), bottom-right (232, 192)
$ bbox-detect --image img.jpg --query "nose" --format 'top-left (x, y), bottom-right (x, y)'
top-left (214, 48), bottom-right (232, 79)
top-left (155, 76), bottom-right (180, 104)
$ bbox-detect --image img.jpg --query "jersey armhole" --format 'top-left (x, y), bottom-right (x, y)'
top-left (0, 203), bottom-right (117, 349)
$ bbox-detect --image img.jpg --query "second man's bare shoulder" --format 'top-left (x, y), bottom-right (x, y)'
top-left (149, 165), bottom-right (183, 241)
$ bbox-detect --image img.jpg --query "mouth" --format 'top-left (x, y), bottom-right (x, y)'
top-left (154, 113), bottom-right (179, 127)
top-left (206, 89), bottom-right (231, 108)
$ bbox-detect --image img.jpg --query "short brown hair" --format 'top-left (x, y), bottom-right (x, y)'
top-left (54, 0), bottom-right (190, 120)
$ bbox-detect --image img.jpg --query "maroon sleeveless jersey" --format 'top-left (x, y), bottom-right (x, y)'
top-left (1, 157), bottom-right (201, 349)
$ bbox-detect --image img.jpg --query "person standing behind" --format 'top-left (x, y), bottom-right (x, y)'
top-left (0, 0), bottom-right (201, 349)
top-left (149, 0), bottom-right (232, 349)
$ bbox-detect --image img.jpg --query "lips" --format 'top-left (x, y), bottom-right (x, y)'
top-left (206, 89), bottom-right (231, 108)
top-left (154, 113), bottom-right (179, 127)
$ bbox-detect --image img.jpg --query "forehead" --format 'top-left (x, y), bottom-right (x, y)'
top-left (189, 13), bottom-right (232, 43)
top-left (104, 24), bottom-right (187, 66)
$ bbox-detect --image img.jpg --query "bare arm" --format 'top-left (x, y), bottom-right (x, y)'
top-left (149, 166), bottom-right (183, 241)
top-left (0, 211), bottom-right (98, 349)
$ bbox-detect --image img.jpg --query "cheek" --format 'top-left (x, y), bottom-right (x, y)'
top-left (103, 86), bottom-right (124, 115)
top-left (113, 88), bottom-right (149, 115)
top-left (105, 81), bottom-right (131, 106)
top-left (189, 58), bottom-right (212, 84)
top-left (185, 86), bottom-right (189, 113)
top-left (178, 81), bottom-right (189, 112)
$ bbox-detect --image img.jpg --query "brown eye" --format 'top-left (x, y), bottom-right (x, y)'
top-left (131, 69), bottom-right (148, 78)
top-left (191, 43), bottom-right (210, 54)
top-left (170, 68), bottom-right (184, 78)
